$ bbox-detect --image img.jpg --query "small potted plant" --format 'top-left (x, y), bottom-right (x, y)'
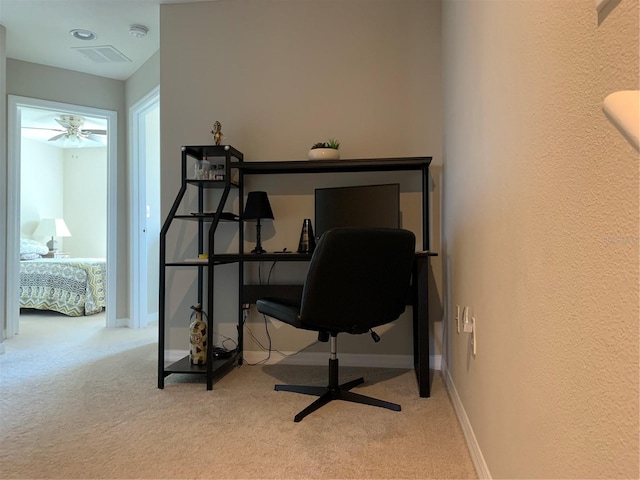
top-left (308, 138), bottom-right (340, 160)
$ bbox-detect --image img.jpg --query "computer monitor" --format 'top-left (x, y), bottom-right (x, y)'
top-left (314, 183), bottom-right (400, 242)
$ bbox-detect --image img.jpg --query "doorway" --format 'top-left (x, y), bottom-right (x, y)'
top-left (130, 87), bottom-right (160, 329)
top-left (7, 96), bottom-right (118, 336)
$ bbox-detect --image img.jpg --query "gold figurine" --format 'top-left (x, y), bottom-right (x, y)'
top-left (211, 121), bottom-right (223, 145)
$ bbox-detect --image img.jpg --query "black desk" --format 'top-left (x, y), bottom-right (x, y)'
top-left (214, 250), bottom-right (434, 398)
top-left (160, 153), bottom-right (435, 393)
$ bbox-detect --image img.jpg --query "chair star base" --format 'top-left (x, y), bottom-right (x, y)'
top-left (275, 358), bottom-right (401, 422)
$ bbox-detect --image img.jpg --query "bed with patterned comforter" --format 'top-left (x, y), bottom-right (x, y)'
top-left (19, 258), bottom-right (107, 316)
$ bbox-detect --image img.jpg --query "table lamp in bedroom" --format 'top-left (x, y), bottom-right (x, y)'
top-left (34, 218), bottom-right (72, 252)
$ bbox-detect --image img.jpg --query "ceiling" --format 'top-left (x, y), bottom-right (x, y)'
top-left (0, 0), bottom-right (212, 81)
top-left (2, 0), bottom-right (211, 148)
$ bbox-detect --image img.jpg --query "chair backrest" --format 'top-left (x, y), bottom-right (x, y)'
top-left (299, 227), bottom-right (416, 334)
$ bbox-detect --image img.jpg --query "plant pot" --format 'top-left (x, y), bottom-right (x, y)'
top-left (308, 148), bottom-right (340, 161)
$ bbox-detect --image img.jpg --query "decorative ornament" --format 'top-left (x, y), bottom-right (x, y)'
top-left (211, 121), bottom-right (224, 145)
top-left (189, 304), bottom-right (208, 365)
top-left (297, 218), bottom-right (316, 253)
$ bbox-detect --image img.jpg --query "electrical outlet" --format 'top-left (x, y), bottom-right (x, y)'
top-left (471, 316), bottom-right (477, 355)
top-left (463, 306), bottom-right (473, 332)
top-left (455, 305), bottom-right (461, 333)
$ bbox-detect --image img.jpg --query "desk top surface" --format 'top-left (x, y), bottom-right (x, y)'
top-left (211, 251), bottom-right (436, 262)
top-left (236, 157), bottom-right (432, 175)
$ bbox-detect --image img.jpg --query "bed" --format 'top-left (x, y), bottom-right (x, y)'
top-left (19, 239), bottom-right (107, 316)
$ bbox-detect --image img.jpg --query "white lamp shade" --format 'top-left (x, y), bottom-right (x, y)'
top-left (34, 218), bottom-right (72, 238)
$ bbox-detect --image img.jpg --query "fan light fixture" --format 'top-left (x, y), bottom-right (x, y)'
top-left (69, 29), bottom-right (96, 41)
top-left (129, 25), bottom-right (149, 38)
top-left (48, 115), bottom-right (107, 146)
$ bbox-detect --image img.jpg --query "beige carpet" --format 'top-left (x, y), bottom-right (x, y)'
top-left (0, 311), bottom-right (477, 479)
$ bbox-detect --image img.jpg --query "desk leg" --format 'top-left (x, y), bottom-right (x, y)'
top-left (413, 257), bottom-right (431, 397)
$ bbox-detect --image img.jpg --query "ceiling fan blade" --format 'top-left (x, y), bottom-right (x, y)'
top-left (83, 129), bottom-right (107, 135)
top-left (85, 133), bottom-right (107, 143)
top-left (55, 118), bottom-right (72, 129)
top-left (22, 126), bottom-right (66, 132)
top-left (48, 133), bottom-right (68, 141)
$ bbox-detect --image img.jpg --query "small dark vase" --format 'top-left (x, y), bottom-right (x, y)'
top-left (297, 219), bottom-right (316, 253)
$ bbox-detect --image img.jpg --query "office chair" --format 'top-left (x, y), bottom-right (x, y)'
top-left (256, 227), bottom-right (416, 422)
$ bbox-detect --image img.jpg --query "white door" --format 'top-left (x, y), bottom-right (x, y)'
top-left (130, 87), bottom-right (160, 328)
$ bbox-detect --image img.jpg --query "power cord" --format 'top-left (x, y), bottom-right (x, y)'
top-left (243, 260), bottom-right (318, 365)
top-left (243, 314), bottom-right (320, 365)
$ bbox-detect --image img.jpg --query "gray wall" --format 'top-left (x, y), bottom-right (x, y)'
top-left (6, 59), bottom-right (128, 319)
top-left (159, 0), bottom-right (443, 360)
top-left (0, 25), bottom-right (7, 353)
top-left (126, 50), bottom-right (159, 109)
top-left (442, 0), bottom-right (639, 477)
top-left (3, 51), bottom-right (161, 325)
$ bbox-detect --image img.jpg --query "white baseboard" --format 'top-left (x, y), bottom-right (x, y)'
top-left (244, 351), bottom-right (443, 370)
top-left (168, 350), bottom-right (442, 370)
top-left (121, 312), bottom-right (158, 329)
top-left (441, 361), bottom-right (491, 479)
top-left (244, 351), bottom-right (414, 368)
top-left (431, 354), bottom-right (442, 370)
top-left (169, 350), bottom-right (414, 368)
top-left (147, 312), bottom-right (159, 325)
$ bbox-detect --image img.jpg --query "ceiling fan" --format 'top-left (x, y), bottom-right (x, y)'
top-left (47, 115), bottom-right (107, 144)
top-left (24, 114), bottom-right (107, 145)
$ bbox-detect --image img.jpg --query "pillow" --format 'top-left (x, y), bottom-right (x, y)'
top-left (20, 252), bottom-right (42, 261)
top-left (20, 238), bottom-right (49, 256)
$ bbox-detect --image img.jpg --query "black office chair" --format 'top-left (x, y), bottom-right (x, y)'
top-left (256, 227), bottom-right (416, 422)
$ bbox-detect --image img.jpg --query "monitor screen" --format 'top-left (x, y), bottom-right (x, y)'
top-left (314, 183), bottom-right (400, 241)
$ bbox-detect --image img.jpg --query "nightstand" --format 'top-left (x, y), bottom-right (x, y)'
top-left (42, 251), bottom-right (70, 258)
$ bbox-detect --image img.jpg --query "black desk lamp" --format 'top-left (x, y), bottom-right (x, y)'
top-left (243, 191), bottom-right (274, 254)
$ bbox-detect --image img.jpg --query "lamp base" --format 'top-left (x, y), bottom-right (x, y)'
top-left (251, 222), bottom-right (266, 254)
top-left (47, 237), bottom-right (59, 252)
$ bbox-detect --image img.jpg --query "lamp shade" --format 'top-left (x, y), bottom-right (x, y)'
top-left (243, 191), bottom-right (274, 221)
top-left (33, 218), bottom-right (72, 238)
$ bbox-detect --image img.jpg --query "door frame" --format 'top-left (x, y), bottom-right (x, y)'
top-left (6, 95), bottom-right (118, 335)
top-left (129, 86), bottom-right (160, 329)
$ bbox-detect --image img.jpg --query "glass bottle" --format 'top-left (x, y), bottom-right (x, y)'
top-left (195, 156), bottom-right (210, 180)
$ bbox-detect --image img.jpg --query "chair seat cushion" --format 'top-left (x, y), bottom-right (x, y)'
top-left (257, 297), bottom-right (302, 328)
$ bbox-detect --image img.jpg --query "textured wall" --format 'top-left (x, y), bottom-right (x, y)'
top-left (442, 0), bottom-right (639, 477)
top-left (160, 0), bottom-right (443, 357)
top-left (6, 60), bottom-right (128, 319)
top-left (0, 25), bottom-right (7, 352)
top-left (20, 139), bottom-right (65, 237)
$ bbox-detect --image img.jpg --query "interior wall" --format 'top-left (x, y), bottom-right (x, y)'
top-left (6, 59), bottom-right (128, 319)
top-left (20, 141), bottom-right (106, 257)
top-left (442, 0), bottom-right (639, 477)
top-left (125, 49), bottom-right (160, 328)
top-left (0, 24), bottom-right (7, 352)
top-left (20, 139), bottom-right (65, 240)
top-left (144, 104), bottom-right (160, 317)
top-left (63, 147), bottom-right (107, 258)
top-left (125, 51), bottom-right (159, 109)
top-left (160, 0), bottom-right (443, 358)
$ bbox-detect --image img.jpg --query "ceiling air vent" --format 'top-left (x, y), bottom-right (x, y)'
top-left (72, 45), bottom-right (131, 64)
